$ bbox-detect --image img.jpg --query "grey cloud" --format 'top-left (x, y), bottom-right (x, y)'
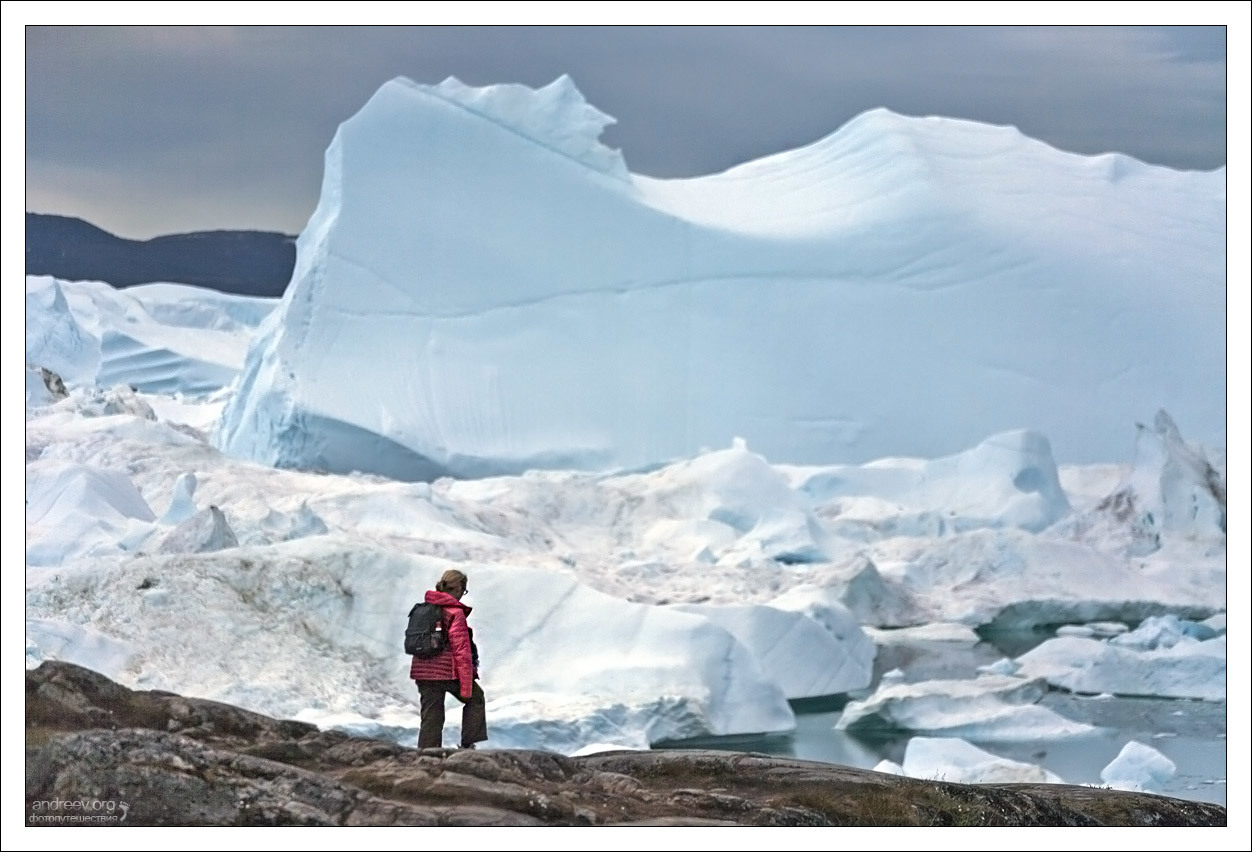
top-left (24, 25), bottom-right (1231, 239)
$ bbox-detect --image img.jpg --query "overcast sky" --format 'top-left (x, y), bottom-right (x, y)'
top-left (13, 17), bottom-right (1244, 239)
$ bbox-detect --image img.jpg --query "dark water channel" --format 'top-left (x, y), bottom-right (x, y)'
top-left (658, 633), bottom-right (1228, 808)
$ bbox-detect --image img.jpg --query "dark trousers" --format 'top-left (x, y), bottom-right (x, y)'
top-left (417, 679), bottom-right (487, 748)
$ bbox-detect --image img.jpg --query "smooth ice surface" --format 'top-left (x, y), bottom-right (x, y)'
top-left (214, 76), bottom-right (1225, 479)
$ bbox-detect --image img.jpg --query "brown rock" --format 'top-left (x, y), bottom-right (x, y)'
top-left (25, 661), bottom-right (1227, 828)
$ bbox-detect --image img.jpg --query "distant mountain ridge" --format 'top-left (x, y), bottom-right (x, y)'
top-left (25, 212), bottom-right (296, 297)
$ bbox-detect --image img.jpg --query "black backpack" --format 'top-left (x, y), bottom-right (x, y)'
top-left (404, 602), bottom-right (448, 658)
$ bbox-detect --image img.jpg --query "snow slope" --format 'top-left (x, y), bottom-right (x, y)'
top-left (214, 75), bottom-right (1225, 479)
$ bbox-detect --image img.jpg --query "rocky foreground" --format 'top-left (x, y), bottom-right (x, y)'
top-left (26, 661), bottom-right (1226, 827)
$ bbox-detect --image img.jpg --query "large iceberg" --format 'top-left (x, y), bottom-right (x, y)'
top-left (214, 76), bottom-right (1225, 479)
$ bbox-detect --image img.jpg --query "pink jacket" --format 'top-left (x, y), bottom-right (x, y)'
top-left (409, 590), bottom-right (475, 699)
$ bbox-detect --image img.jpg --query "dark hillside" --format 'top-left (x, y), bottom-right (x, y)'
top-left (25, 212), bottom-right (295, 297)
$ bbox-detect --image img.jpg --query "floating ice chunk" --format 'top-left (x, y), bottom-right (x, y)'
top-left (1086, 621), bottom-right (1130, 637)
top-left (1057, 624), bottom-right (1095, 637)
top-left (452, 691), bottom-right (680, 755)
top-left (836, 675), bottom-right (1098, 741)
top-left (1100, 740), bottom-right (1177, 793)
top-left (903, 736), bottom-right (1064, 784)
top-left (880, 667), bottom-right (907, 684)
top-left (673, 442), bottom-right (831, 563)
top-left (1110, 614), bottom-right (1218, 649)
top-left (76, 384), bottom-right (157, 420)
top-left (1016, 633), bottom-right (1226, 700)
top-left (863, 622), bottom-right (981, 644)
top-left (275, 502), bottom-right (330, 541)
top-left (976, 657), bottom-right (1020, 677)
top-left (1201, 612), bottom-right (1226, 634)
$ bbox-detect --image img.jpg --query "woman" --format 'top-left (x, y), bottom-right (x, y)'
top-left (410, 569), bottom-right (487, 749)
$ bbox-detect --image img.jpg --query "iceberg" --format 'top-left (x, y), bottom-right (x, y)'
top-left (1100, 740), bottom-right (1178, 793)
top-left (1013, 620), bottom-right (1227, 701)
top-left (25, 276), bottom-right (277, 398)
top-left (902, 736), bottom-right (1065, 785)
top-left (671, 601), bottom-right (875, 699)
top-left (214, 76), bottom-right (1225, 480)
top-left (25, 277), bottom-right (100, 388)
top-left (24, 460), bottom-right (157, 566)
top-left (835, 674), bottom-right (1100, 741)
top-left (788, 429), bottom-right (1072, 535)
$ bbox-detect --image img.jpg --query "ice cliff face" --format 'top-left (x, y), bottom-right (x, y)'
top-left (214, 76), bottom-right (1225, 479)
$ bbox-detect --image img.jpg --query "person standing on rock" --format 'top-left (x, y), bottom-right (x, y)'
top-left (411, 569), bottom-right (487, 749)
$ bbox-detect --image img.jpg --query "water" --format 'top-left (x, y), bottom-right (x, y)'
top-left (657, 636), bottom-right (1227, 808)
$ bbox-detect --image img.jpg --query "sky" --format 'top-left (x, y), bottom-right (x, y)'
top-left (8, 8), bottom-right (1247, 240)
